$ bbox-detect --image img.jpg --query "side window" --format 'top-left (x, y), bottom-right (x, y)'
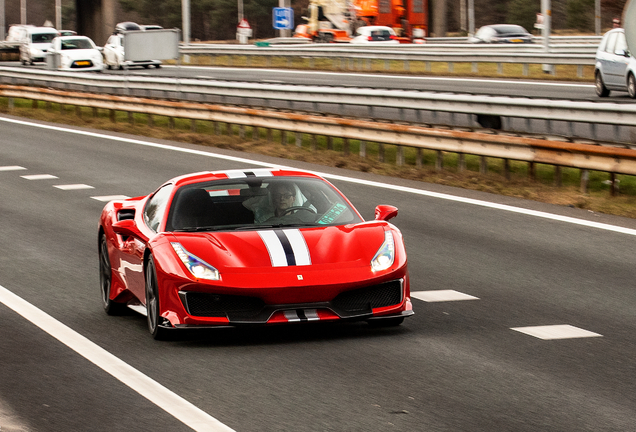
top-left (615, 32), bottom-right (628, 54)
top-left (144, 184), bottom-right (173, 232)
top-left (605, 32), bottom-right (618, 54)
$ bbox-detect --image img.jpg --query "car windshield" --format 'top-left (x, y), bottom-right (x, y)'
top-left (32, 33), bottom-right (57, 43)
top-left (61, 38), bottom-right (93, 49)
top-left (493, 25), bottom-right (527, 35)
top-left (166, 177), bottom-right (363, 232)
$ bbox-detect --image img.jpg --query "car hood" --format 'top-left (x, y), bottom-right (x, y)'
top-left (62, 49), bottom-right (98, 57)
top-left (168, 222), bottom-right (388, 272)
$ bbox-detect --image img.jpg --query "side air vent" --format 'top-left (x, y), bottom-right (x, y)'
top-left (117, 209), bottom-right (135, 221)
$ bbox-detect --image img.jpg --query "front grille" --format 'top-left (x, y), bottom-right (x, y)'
top-left (331, 280), bottom-right (402, 313)
top-left (181, 292), bottom-right (265, 320)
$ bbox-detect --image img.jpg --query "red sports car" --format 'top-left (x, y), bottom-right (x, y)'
top-left (98, 169), bottom-right (413, 339)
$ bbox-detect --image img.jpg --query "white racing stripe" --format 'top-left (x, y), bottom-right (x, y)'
top-left (283, 229), bottom-right (311, 266)
top-left (258, 230), bottom-right (288, 267)
top-left (1, 116), bottom-right (633, 236)
top-left (0, 284), bottom-right (235, 432)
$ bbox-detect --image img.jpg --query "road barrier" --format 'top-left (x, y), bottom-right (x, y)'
top-left (1, 84), bottom-right (633, 195)
top-left (0, 66), bottom-right (631, 146)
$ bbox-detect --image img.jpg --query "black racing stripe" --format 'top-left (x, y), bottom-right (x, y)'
top-left (274, 229), bottom-right (296, 266)
top-left (297, 309), bottom-right (308, 322)
top-left (244, 171), bottom-right (256, 177)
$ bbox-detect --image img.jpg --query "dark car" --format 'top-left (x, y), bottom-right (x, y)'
top-left (469, 24), bottom-right (534, 44)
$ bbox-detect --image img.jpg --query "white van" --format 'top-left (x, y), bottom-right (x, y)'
top-left (18, 26), bottom-right (60, 64)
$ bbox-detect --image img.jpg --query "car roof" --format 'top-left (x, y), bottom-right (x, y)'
top-left (168, 169), bottom-right (323, 188)
top-left (483, 24), bottom-right (528, 33)
top-left (25, 27), bottom-right (59, 34)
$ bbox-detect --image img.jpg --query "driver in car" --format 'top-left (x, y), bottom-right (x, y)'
top-left (243, 182), bottom-right (315, 223)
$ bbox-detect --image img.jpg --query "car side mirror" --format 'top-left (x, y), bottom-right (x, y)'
top-left (112, 219), bottom-right (142, 238)
top-left (375, 205), bottom-right (398, 221)
top-left (617, 49), bottom-right (630, 57)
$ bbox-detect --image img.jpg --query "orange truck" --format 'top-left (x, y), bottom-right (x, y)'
top-left (293, 0), bottom-right (427, 43)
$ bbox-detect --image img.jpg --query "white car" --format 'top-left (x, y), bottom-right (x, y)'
top-left (18, 26), bottom-right (60, 64)
top-left (350, 26), bottom-right (399, 44)
top-left (594, 28), bottom-right (636, 98)
top-left (47, 36), bottom-right (104, 72)
top-left (102, 32), bottom-right (162, 70)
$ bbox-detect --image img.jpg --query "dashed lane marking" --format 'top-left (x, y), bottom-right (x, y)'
top-left (511, 325), bottom-right (602, 340)
top-left (54, 184), bottom-right (94, 190)
top-left (0, 166), bottom-right (27, 171)
top-left (21, 174), bottom-right (58, 180)
top-left (411, 290), bottom-right (479, 302)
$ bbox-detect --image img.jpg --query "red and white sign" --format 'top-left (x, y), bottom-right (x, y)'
top-left (237, 19), bottom-right (252, 36)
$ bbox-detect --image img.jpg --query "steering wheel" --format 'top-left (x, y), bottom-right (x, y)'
top-left (281, 206), bottom-right (317, 216)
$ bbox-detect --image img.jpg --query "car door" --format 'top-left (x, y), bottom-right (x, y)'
top-left (602, 31), bottom-right (620, 87)
top-left (611, 32), bottom-right (630, 89)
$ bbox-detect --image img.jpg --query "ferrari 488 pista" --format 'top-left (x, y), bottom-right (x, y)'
top-left (98, 169), bottom-right (412, 339)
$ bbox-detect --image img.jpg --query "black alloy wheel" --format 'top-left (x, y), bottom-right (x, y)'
top-left (99, 234), bottom-right (126, 315)
top-left (145, 256), bottom-right (172, 340)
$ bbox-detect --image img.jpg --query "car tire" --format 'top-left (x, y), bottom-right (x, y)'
top-left (145, 255), bottom-right (173, 340)
top-left (155, 64), bottom-right (161, 68)
top-left (99, 234), bottom-right (127, 315)
top-left (367, 317), bottom-right (404, 327)
top-left (595, 71), bottom-right (610, 97)
top-left (628, 74), bottom-right (636, 99)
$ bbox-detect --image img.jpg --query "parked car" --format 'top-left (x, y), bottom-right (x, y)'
top-left (594, 28), bottom-right (636, 98)
top-left (98, 169), bottom-right (412, 339)
top-left (47, 35), bottom-right (103, 72)
top-left (18, 26), bottom-right (60, 64)
top-left (102, 31), bottom-right (162, 70)
top-left (350, 26), bottom-right (399, 44)
top-left (469, 24), bottom-right (533, 44)
top-left (59, 30), bottom-right (77, 36)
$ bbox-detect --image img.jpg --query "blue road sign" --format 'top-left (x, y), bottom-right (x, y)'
top-left (273, 7), bottom-right (294, 30)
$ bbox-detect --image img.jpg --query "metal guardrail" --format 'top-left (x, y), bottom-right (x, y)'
top-left (1, 84), bottom-right (633, 194)
top-left (0, 66), bottom-right (628, 142)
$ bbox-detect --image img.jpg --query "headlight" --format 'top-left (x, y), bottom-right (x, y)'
top-left (171, 242), bottom-right (220, 280)
top-left (371, 231), bottom-right (395, 272)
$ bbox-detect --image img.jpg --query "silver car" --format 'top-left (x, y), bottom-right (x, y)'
top-left (594, 28), bottom-right (636, 98)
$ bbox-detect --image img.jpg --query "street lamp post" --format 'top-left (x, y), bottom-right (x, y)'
top-left (182, 0), bottom-right (190, 44)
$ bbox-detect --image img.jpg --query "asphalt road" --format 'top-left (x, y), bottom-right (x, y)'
top-left (0, 114), bottom-right (635, 431)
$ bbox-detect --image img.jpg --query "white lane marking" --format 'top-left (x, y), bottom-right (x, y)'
top-left (21, 174), bottom-right (58, 180)
top-left (283, 229), bottom-right (311, 266)
top-left (411, 290), bottom-right (479, 302)
top-left (258, 230), bottom-right (288, 267)
top-left (165, 65), bottom-right (593, 88)
top-left (1, 116), bottom-right (635, 237)
top-left (91, 195), bottom-right (131, 202)
top-left (54, 184), bottom-right (94, 190)
top-left (0, 284), bottom-right (235, 432)
top-left (511, 325), bottom-right (602, 340)
top-left (0, 165), bottom-right (27, 171)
